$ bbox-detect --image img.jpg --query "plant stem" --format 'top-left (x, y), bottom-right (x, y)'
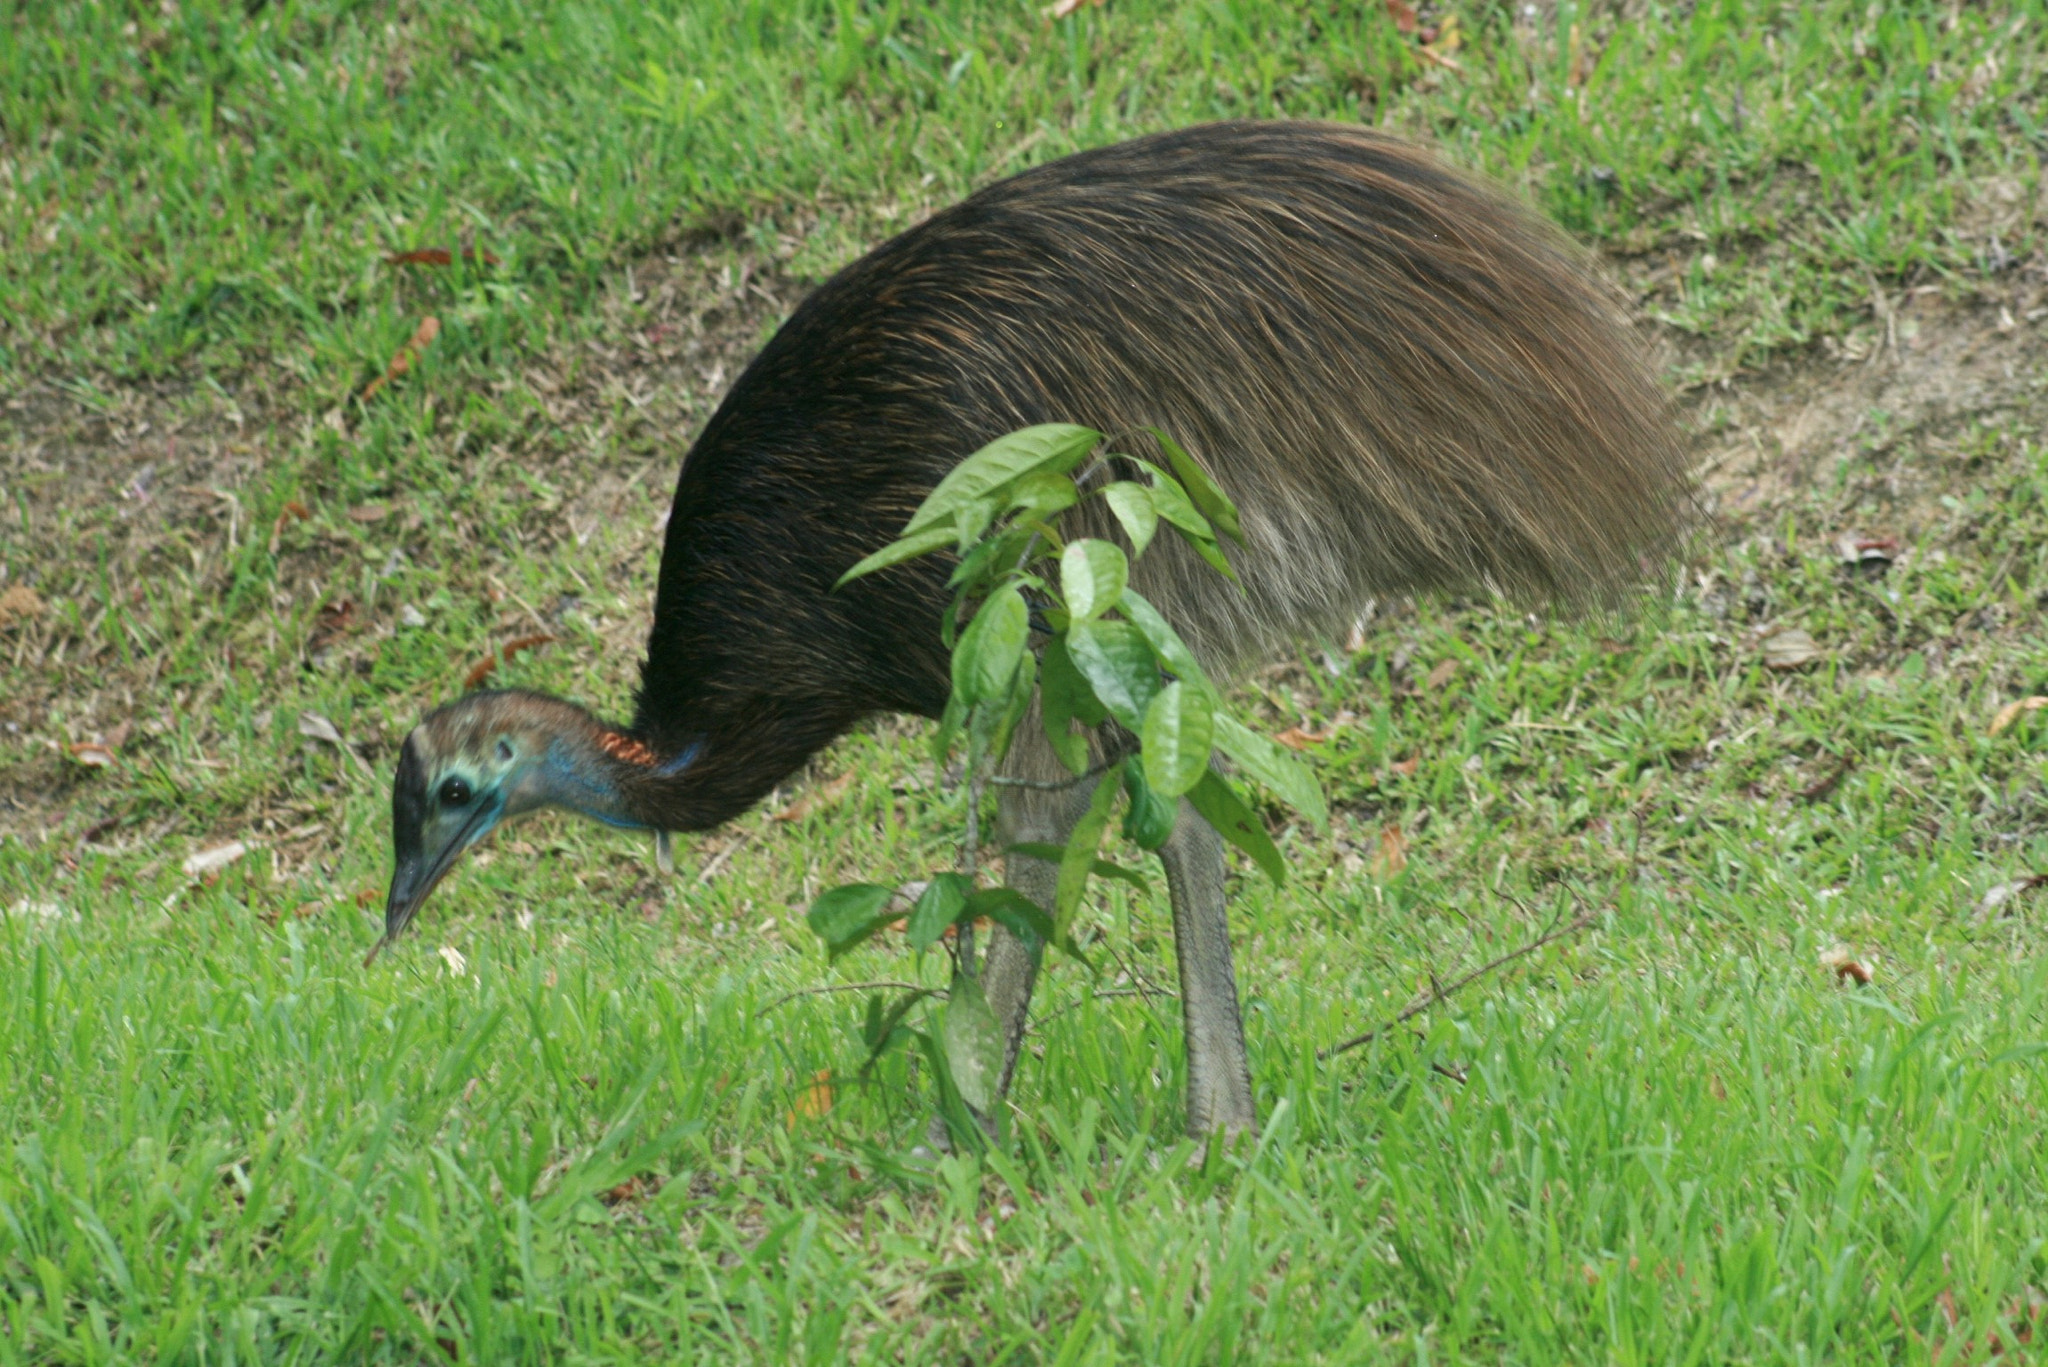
top-left (957, 769), bottom-right (985, 977)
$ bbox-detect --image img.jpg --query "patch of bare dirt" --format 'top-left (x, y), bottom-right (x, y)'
top-left (1689, 273), bottom-right (2048, 530)
top-left (7, 222), bottom-right (2048, 847)
top-left (0, 242), bottom-right (812, 842)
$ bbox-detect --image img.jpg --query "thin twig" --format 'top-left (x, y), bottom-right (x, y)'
top-left (698, 829), bottom-right (751, 883)
top-left (1030, 986), bottom-right (1173, 1033)
top-left (957, 770), bottom-right (985, 975)
top-left (755, 981), bottom-right (937, 1017)
top-left (1099, 937), bottom-right (1173, 1007)
top-left (1319, 910), bottom-right (1601, 1059)
top-left (988, 759), bottom-right (1118, 792)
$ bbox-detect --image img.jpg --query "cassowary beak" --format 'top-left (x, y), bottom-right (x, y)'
top-left (370, 807), bottom-right (493, 967)
top-left (370, 733), bottom-right (496, 966)
top-left (366, 800), bottom-right (493, 966)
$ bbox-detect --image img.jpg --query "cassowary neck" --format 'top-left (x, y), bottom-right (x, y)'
top-left (533, 724), bottom-right (688, 831)
top-left (536, 694), bottom-right (857, 835)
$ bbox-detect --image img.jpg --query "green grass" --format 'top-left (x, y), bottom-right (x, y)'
top-left (6, 0), bottom-right (2048, 1361)
top-left (5, 0), bottom-right (2046, 378)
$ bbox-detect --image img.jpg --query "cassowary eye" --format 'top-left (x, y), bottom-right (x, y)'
top-left (439, 777), bottom-right (472, 807)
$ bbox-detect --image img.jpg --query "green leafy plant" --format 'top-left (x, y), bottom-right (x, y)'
top-left (808, 424), bottom-right (1328, 1138)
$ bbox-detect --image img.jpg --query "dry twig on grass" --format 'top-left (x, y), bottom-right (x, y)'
top-left (1319, 908), bottom-right (1600, 1059)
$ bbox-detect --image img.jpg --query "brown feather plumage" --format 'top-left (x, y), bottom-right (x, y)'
top-left (623, 120), bottom-right (1689, 831)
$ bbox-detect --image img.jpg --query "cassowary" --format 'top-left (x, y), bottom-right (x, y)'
top-left (379, 121), bottom-right (1688, 1136)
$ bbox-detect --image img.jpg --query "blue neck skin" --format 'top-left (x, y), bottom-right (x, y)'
top-left (528, 736), bottom-right (702, 830)
top-left (539, 737), bottom-right (650, 830)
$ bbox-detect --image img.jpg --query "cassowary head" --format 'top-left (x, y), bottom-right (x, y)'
top-left (373, 690), bottom-right (667, 961)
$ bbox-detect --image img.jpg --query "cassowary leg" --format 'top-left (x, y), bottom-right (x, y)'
top-left (982, 731), bottom-right (1095, 1108)
top-left (1160, 800), bottom-right (1258, 1136)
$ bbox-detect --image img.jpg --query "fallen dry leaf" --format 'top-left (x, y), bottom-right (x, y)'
top-left (385, 247), bottom-right (501, 268)
top-left (359, 315), bottom-right (441, 403)
top-left (1819, 945), bottom-right (1874, 986)
top-left (1989, 696), bottom-right (2048, 736)
top-left (1424, 658), bottom-right (1459, 690)
top-left (1369, 824), bottom-right (1408, 878)
top-left (347, 503), bottom-right (390, 523)
top-left (1384, 0), bottom-right (1419, 34)
top-left (776, 772), bottom-right (855, 822)
top-left (461, 634), bottom-right (554, 691)
top-left (1761, 628), bottom-right (1824, 669)
top-left (1042, 0), bottom-right (1105, 17)
top-left (1274, 709), bottom-right (1356, 750)
top-left (66, 742), bottom-right (115, 768)
top-left (1391, 755), bottom-right (1421, 777)
top-left (183, 841), bottom-right (249, 878)
top-left (598, 1174), bottom-right (661, 1207)
top-left (298, 711), bottom-right (377, 781)
top-left (268, 499), bottom-right (312, 554)
top-left (502, 633), bottom-right (553, 664)
top-left (1566, 20), bottom-right (1589, 87)
top-left (1976, 875), bottom-right (2047, 922)
top-left (1835, 533), bottom-right (1900, 569)
top-left (0, 584), bottom-right (45, 628)
top-left (308, 598), bottom-right (357, 653)
top-left (1419, 12), bottom-right (1462, 67)
top-left (787, 1068), bottom-right (834, 1126)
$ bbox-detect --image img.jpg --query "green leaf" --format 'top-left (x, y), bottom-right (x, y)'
top-left (951, 495), bottom-right (998, 553)
top-left (1055, 765), bottom-right (1124, 935)
top-left (1118, 589), bottom-right (1216, 704)
top-left (1059, 538), bottom-right (1129, 623)
top-left (904, 424), bottom-right (1101, 536)
top-left (1041, 635), bottom-right (1105, 773)
top-left (932, 687), bottom-right (969, 766)
top-left (1006, 470), bottom-right (1081, 519)
top-left (1214, 713), bottom-right (1330, 832)
top-left (948, 524), bottom-right (1038, 592)
top-left (985, 647), bottom-right (1037, 765)
top-left (964, 887), bottom-right (1055, 945)
top-left (916, 1029), bottom-right (989, 1153)
top-left (1121, 763), bottom-right (1178, 849)
top-left (1138, 463), bottom-right (1239, 583)
top-left (1141, 681), bottom-right (1215, 798)
top-left (1064, 620), bottom-right (1161, 730)
top-left (1085, 858), bottom-right (1151, 894)
top-left (806, 883), bottom-right (899, 959)
top-left (1150, 427), bottom-right (1245, 545)
top-left (1007, 843), bottom-right (1152, 893)
top-left (1137, 463), bottom-right (1211, 538)
top-left (858, 989), bottom-right (932, 1079)
top-left (941, 972), bottom-right (1006, 1114)
top-left (1187, 531), bottom-right (1240, 582)
top-left (1186, 772), bottom-right (1287, 884)
top-left (835, 525), bottom-right (957, 590)
top-left (952, 585), bottom-right (1029, 705)
top-left (905, 873), bottom-right (973, 953)
top-left (1102, 481), bottom-right (1159, 558)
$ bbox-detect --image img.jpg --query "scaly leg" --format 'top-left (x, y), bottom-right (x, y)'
top-left (1159, 799), bottom-right (1257, 1136)
top-left (982, 720), bottom-right (1093, 1105)
top-left (976, 720), bottom-right (1257, 1138)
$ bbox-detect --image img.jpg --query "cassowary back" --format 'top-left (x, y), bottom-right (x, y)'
top-left (635, 121), bottom-right (1687, 774)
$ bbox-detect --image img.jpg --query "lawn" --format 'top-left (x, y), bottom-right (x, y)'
top-left (4, 0), bottom-right (2048, 1360)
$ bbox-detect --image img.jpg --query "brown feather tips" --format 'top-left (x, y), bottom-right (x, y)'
top-left (596, 731), bottom-right (662, 767)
